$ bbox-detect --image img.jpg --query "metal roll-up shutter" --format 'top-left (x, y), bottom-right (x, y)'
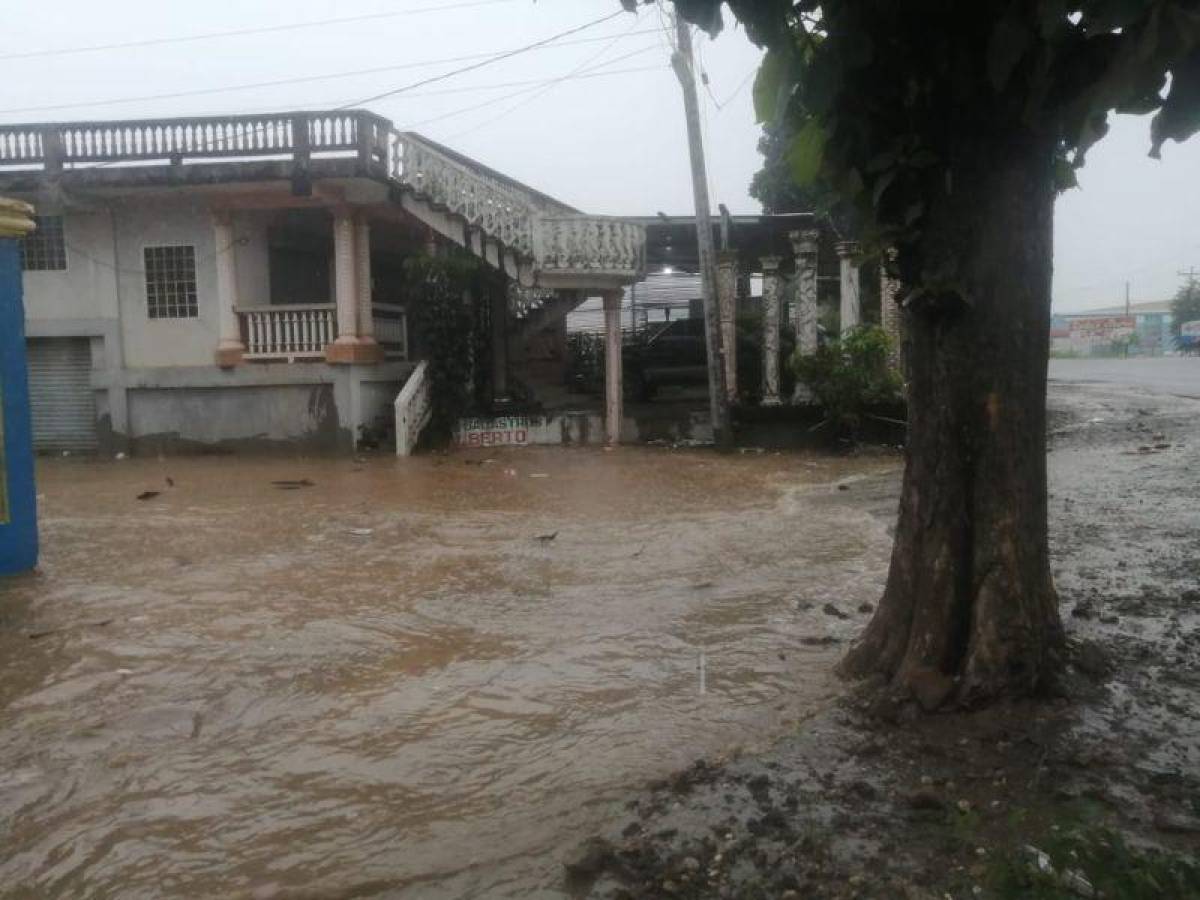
top-left (26, 337), bottom-right (97, 452)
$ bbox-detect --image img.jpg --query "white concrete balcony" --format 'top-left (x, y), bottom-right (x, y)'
top-left (238, 304), bottom-right (336, 361)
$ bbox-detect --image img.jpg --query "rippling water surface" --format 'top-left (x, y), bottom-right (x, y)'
top-left (0, 447), bottom-right (898, 898)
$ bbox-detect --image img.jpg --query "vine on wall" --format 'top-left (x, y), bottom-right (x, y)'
top-left (404, 253), bottom-right (480, 446)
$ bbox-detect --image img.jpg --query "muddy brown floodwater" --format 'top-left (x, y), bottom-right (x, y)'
top-left (0, 445), bottom-right (899, 899)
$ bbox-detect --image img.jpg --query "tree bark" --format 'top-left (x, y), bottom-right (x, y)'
top-left (840, 133), bottom-right (1065, 706)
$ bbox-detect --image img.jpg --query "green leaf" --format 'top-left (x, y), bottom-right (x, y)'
top-left (1054, 157), bottom-right (1080, 191)
top-left (785, 118), bottom-right (826, 186)
top-left (1151, 48), bottom-right (1200, 157)
top-left (1080, 0), bottom-right (1153, 33)
top-left (871, 168), bottom-right (897, 206)
top-left (988, 14), bottom-right (1032, 91)
top-left (753, 49), bottom-right (788, 124)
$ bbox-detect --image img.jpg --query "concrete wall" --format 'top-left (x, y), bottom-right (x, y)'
top-left (22, 209), bottom-right (120, 323)
top-left (112, 200), bottom-right (219, 369)
top-left (233, 210), bottom-right (271, 309)
top-left (127, 383), bottom-right (341, 453)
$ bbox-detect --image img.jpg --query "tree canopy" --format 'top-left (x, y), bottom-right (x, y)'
top-left (653, 1), bottom-right (1200, 298)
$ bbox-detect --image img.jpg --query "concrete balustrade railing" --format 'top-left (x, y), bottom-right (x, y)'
top-left (238, 304), bottom-right (337, 360)
top-left (0, 110), bottom-right (645, 287)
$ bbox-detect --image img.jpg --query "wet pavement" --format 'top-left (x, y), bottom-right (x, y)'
top-left (0, 446), bottom-right (900, 898)
top-left (1050, 356), bottom-right (1200, 398)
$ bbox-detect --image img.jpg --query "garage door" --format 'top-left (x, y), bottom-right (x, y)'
top-left (26, 338), bottom-right (97, 452)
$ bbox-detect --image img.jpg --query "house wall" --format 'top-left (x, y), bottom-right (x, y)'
top-left (19, 198), bottom-right (410, 455)
top-left (112, 200), bottom-right (219, 369)
top-left (23, 209), bottom-right (120, 323)
top-left (233, 210), bottom-right (272, 308)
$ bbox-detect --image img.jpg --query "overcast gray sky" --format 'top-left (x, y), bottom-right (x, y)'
top-left (3, 0), bottom-right (1197, 312)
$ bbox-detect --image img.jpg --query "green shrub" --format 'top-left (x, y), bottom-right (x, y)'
top-left (405, 253), bottom-right (480, 444)
top-left (791, 325), bottom-right (902, 434)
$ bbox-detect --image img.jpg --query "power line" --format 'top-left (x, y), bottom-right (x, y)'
top-left (65, 10), bottom-right (637, 172)
top-left (406, 54), bottom-right (664, 132)
top-left (0, 0), bottom-right (521, 63)
top-left (0, 29), bottom-right (661, 118)
top-left (443, 13), bottom-right (656, 142)
top-left (346, 9), bottom-right (628, 108)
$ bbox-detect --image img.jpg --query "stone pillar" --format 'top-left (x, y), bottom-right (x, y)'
top-left (760, 255), bottom-right (782, 406)
top-left (491, 285), bottom-right (509, 402)
top-left (790, 229), bottom-right (820, 357)
top-left (327, 209), bottom-right (375, 364)
top-left (213, 211), bottom-right (244, 367)
top-left (355, 214), bottom-right (380, 358)
top-left (328, 210), bottom-right (358, 358)
top-left (603, 289), bottom-right (624, 445)
top-left (717, 250), bottom-right (738, 403)
top-left (836, 240), bottom-right (861, 335)
top-left (880, 253), bottom-right (904, 373)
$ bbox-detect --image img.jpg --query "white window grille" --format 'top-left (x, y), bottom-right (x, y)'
top-left (19, 215), bottom-right (67, 271)
top-left (144, 245), bottom-right (198, 319)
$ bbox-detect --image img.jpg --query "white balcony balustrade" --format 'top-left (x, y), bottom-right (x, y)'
top-left (239, 304), bottom-right (336, 361)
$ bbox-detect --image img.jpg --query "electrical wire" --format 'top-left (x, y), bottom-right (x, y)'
top-left (441, 12), bottom-right (656, 142)
top-left (0, 0), bottom-right (522, 63)
top-left (345, 9), bottom-right (628, 108)
top-left (404, 52), bottom-right (663, 132)
top-left (62, 11), bottom-right (636, 172)
top-left (0, 29), bottom-right (662, 118)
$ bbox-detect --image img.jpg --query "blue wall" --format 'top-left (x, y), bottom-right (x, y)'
top-left (0, 238), bottom-right (38, 574)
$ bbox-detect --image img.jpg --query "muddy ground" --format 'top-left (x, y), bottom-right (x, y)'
top-left (575, 378), bottom-right (1200, 900)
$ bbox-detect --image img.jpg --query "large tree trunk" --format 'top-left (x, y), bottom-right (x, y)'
top-left (840, 133), bottom-right (1065, 707)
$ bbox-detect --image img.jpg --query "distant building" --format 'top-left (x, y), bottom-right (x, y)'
top-left (1052, 299), bottom-right (1173, 356)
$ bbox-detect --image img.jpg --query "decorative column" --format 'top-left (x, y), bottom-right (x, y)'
top-left (354, 213), bottom-right (382, 362)
top-left (213, 210), bottom-right (244, 367)
top-left (790, 229), bottom-right (820, 356)
top-left (603, 289), bottom-right (624, 445)
top-left (760, 255), bottom-right (782, 406)
top-left (717, 249), bottom-right (738, 403)
top-left (836, 240), bottom-right (862, 335)
top-left (327, 208), bottom-right (370, 364)
top-left (880, 251), bottom-right (904, 373)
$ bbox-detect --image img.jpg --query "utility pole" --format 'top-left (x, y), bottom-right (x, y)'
top-left (670, 11), bottom-right (731, 449)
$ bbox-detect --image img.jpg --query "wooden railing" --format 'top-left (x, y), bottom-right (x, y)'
top-left (394, 360), bottom-right (431, 457)
top-left (239, 304), bottom-right (336, 360)
top-left (0, 111), bottom-right (390, 172)
top-left (371, 302), bottom-right (408, 360)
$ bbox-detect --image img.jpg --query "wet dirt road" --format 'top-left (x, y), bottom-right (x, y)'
top-left (0, 446), bottom-right (899, 899)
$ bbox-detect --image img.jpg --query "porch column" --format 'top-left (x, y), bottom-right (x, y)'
top-left (328, 209), bottom-right (364, 364)
top-left (717, 249), bottom-right (738, 403)
top-left (354, 213), bottom-right (382, 362)
top-left (791, 229), bottom-right (820, 357)
top-left (603, 289), bottom-right (624, 445)
top-left (760, 255), bottom-right (782, 406)
top-left (836, 240), bottom-right (862, 335)
top-left (880, 251), bottom-right (904, 373)
top-left (213, 211), bottom-right (244, 367)
top-left (491, 285), bottom-right (509, 402)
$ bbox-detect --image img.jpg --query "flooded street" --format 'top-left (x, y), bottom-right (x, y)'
top-left (0, 447), bottom-right (899, 898)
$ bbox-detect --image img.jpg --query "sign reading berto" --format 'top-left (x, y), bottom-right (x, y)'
top-left (455, 415), bottom-right (558, 448)
top-left (0, 198), bottom-right (38, 575)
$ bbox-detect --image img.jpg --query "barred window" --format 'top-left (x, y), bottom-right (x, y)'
top-left (144, 245), bottom-right (198, 319)
top-left (19, 215), bottom-right (67, 271)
